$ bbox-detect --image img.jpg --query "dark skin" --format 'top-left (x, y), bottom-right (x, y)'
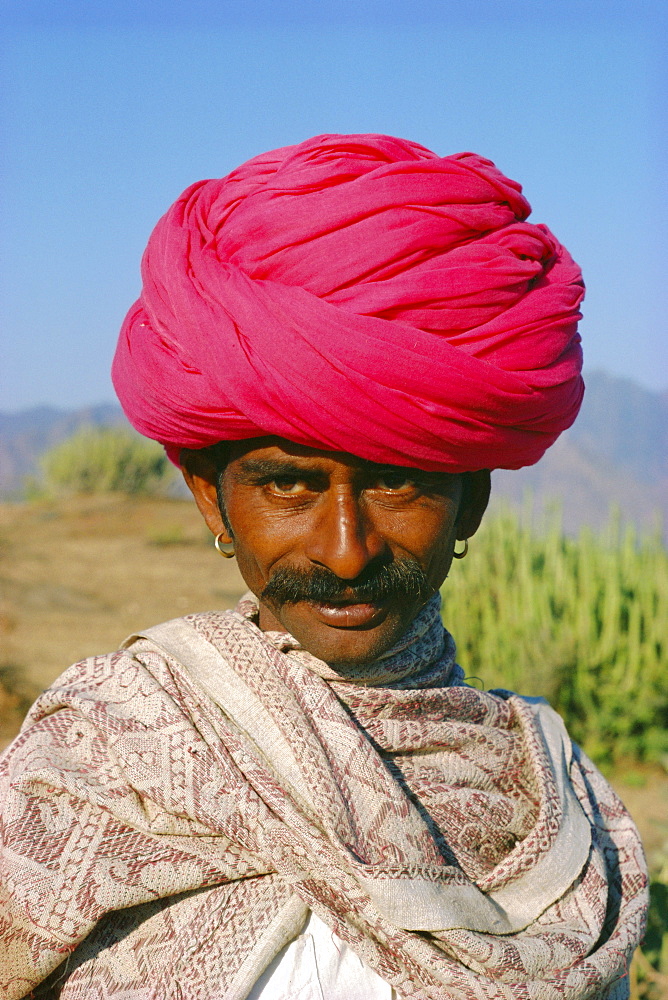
top-left (181, 437), bottom-right (490, 670)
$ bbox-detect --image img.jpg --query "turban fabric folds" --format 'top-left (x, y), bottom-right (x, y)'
top-left (113, 134), bottom-right (585, 471)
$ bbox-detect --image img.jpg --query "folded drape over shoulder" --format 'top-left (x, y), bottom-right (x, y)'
top-left (0, 600), bottom-right (647, 999)
top-left (112, 134), bottom-right (585, 471)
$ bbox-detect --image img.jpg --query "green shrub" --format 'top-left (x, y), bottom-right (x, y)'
top-left (631, 862), bottom-right (668, 998)
top-left (441, 506), bottom-right (668, 766)
top-left (39, 425), bottom-right (176, 497)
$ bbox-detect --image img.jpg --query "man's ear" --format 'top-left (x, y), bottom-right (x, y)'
top-left (179, 448), bottom-right (229, 540)
top-left (455, 470), bottom-right (491, 541)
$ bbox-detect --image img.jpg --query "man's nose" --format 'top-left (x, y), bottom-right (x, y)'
top-left (305, 491), bottom-right (387, 580)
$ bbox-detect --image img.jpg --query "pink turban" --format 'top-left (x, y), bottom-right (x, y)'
top-left (113, 134), bottom-right (584, 471)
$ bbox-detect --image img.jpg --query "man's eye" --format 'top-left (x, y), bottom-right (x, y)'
top-left (374, 474), bottom-right (415, 492)
top-left (269, 478), bottom-right (308, 495)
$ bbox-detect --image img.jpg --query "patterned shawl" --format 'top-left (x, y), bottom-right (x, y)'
top-left (0, 596), bottom-right (647, 999)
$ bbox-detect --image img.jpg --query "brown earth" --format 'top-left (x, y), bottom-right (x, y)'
top-left (1, 495), bottom-right (667, 876)
top-left (0, 495), bottom-right (246, 693)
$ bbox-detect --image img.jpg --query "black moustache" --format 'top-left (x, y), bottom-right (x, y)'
top-left (261, 559), bottom-right (432, 606)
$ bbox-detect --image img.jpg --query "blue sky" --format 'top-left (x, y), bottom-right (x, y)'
top-left (2, 0), bottom-right (666, 411)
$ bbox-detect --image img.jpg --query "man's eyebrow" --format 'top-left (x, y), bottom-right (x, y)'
top-left (235, 458), bottom-right (319, 480)
top-left (361, 460), bottom-right (440, 480)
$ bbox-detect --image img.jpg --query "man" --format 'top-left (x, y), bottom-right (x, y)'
top-left (0, 135), bottom-right (647, 998)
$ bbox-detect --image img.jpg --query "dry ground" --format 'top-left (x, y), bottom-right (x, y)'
top-left (1, 495), bottom-right (667, 874)
top-left (0, 495), bottom-right (246, 731)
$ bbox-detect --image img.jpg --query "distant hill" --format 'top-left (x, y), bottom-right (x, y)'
top-left (564, 370), bottom-right (667, 485)
top-left (492, 371), bottom-right (667, 535)
top-left (1, 373), bottom-right (666, 535)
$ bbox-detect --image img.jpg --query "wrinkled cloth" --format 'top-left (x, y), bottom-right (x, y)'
top-left (112, 133), bottom-right (585, 472)
top-left (0, 596), bottom-right (646, 999)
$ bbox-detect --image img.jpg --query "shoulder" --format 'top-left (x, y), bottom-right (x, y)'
top-left (1, 611), bottom-right (235, 769)
top-left (0, 614), bottom-right (249, 836)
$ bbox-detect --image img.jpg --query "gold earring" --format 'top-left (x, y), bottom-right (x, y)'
top-left (453, 538), bottom-right (469, 560)
top-left (214, 532), bottom-right (235, 558)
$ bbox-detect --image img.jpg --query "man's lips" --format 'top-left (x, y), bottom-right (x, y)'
top-left (302, 597), bottom-right (389, 628)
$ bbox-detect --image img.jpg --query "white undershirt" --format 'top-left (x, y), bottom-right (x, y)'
top-left (246, 911), bottom-right (395, 1000)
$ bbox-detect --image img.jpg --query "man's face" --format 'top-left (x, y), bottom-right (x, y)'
top-left (184, 438), bottom-right (489, 669)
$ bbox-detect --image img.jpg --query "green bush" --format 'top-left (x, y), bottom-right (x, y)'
top-left (441, 506), bottom-right (668, 767)
top-left (39, 425), bottom-right (176, 497)
top-left (631, 862), bottom-right (668, 998)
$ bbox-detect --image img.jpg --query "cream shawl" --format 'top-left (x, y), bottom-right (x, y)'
top-left (0, 596), bottom-right (648, 998)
